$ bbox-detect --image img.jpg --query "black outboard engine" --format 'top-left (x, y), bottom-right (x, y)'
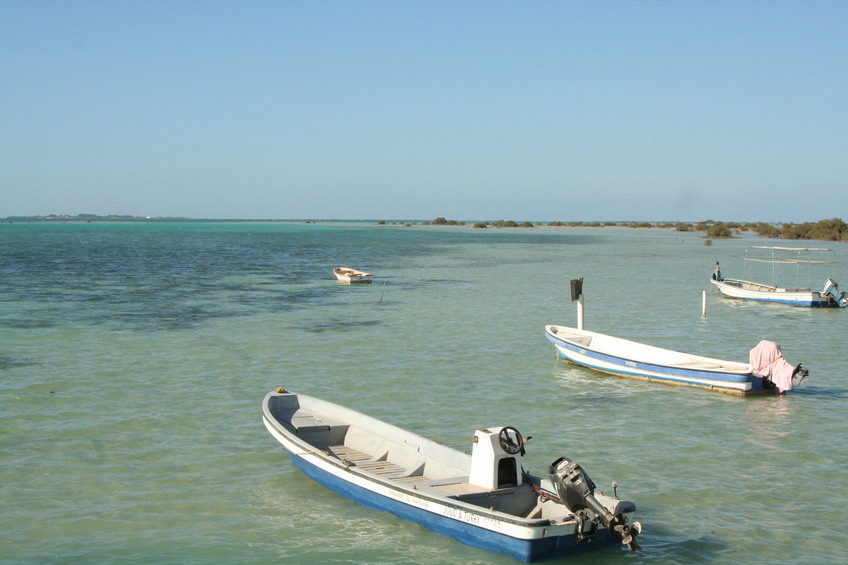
top-left (549, 457), bottom-right (640, 551)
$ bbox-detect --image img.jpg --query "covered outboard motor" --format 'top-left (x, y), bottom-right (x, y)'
top-left (749, 340), bottom-right (808, 393)
top-left (822, 279), bottom-right (848, 307)
top-left (549, 457), bottom-right (640, 550)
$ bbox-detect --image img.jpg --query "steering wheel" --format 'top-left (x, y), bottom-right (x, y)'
top-left (499, 426), bottom-right (523, 455)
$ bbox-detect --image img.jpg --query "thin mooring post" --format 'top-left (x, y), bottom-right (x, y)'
top-left (702, 290), bottom-right (707, 316)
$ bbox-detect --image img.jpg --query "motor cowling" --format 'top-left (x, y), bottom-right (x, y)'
top-left (549, 457), bottom-right (607, 517)
top-left (549, 457), bottom-right (640, 551)
top-left (792, 363), bottom-right (809, 387)
top-left (822, 279), bottom-right (848, 307)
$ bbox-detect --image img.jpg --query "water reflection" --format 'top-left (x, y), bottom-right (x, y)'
top-left (744, 395), bottom-right (793, 449)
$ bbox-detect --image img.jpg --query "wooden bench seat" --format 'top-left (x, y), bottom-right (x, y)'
top-left (327, 444), bottom-right (428, 481)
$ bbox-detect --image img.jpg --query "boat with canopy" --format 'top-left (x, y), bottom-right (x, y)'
top-left (710, 246), bottom-right (847, 307)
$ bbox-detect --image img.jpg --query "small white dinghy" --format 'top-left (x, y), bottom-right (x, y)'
top-left (262, 388), bottom-right (641, 562)
top-left (333, 267), bottom-right (373, 284)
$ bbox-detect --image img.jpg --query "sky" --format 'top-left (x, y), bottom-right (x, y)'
top-left (2, 1), bottom-right (846, 223)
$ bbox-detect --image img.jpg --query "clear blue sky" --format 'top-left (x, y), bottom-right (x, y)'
top-left (2, 1), bottom-right (846, 222)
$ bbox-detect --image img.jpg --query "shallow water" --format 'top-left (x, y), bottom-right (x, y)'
top-left (2, 221), bottom-right (846, 564)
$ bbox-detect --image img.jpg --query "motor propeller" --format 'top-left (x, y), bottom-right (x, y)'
top-left (549, 457), bottom-right (641, 551)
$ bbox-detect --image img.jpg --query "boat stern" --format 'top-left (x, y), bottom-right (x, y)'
top-left (749, 340), bottom-right (809, 393)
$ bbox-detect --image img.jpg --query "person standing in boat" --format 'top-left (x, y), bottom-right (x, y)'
top-left (712, 262), bottom-right (722, 281)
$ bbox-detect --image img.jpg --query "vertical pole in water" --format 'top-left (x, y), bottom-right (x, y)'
top-left (702, 290), bottom-right (707, 316)
top-left (379, 281), bottom-right (387, 303)
top-left (577, 294), bottom-right (584, 330)
top-left (571, 277), bottom-right (584, 330)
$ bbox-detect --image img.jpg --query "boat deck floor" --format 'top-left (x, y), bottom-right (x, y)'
top-left (323, 443), bottom-right (539, 518)
top-left (326, 444), bottom-right (494, 495)
top-left (327, 444), bottom-right (430, 482)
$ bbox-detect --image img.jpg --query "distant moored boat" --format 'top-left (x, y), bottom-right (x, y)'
top-left (710, 246), bottom-right (847, 307)
top-left (333, 267), bottom-right (373, 283)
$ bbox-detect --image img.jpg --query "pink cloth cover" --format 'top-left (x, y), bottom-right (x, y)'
top-left (749, 340), bottom-right (796, 392)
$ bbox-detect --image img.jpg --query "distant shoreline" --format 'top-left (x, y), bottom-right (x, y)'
top-left (2, 215), bottom-right (846, 242)
top-left (1, 214), bottom-right (840, 226)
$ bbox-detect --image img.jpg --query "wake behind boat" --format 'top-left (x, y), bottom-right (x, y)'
top-left (710, 247), bottom-right (847, 307)
top-left (333, 266), bottom-right (373, 284)
top-left (262, 388), bottom-right (641, 562)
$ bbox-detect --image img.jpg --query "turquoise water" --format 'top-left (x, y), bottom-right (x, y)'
top-left (2, 221), bottom-right (846, 564)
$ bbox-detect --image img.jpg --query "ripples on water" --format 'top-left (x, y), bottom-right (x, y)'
top-left (1, 221), bottom-right (846, 564)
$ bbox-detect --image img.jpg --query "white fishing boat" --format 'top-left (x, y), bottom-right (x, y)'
top-left (545, 278), bottom-right (808, 394)
top-left (545, 325), bottom-right (807, 394)
top-left (262, 388), bottom-right (641, 562)
top-left (333, 267), bottom-right (373, 284)
top-left (710, 247), bottom-right (847, 307)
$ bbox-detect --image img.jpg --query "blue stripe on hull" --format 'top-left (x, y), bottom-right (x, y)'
top-left (547, 336), bottom-right (762, 392)
top-left (715, 284), bottom-right (832, 306)
top-left (285, 452), bottom-right (616, 562)
top-left (733, 296), bottom-right (828, 307)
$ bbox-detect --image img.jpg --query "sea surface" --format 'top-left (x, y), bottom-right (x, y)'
top-left (2, 221), bottom-right (846, 565)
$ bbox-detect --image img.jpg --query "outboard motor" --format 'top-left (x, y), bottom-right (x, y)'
top-left (821, 279), bottom-right (848, 307)
top-left (549, 457), bottom-right (640, 550)
top-left (749, 340), bottom-right (809, 392)
top-left (792, 363), bottom-right (809, 387)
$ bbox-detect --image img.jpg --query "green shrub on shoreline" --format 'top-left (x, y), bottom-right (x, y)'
top-left (426, 217), bottom-right (848, 242)
top-left (692, 218), bottom-right (847, 241)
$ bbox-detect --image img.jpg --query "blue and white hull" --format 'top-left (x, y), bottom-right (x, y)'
top-left (263, 390), bottom-right (640, 562)
top-left (280, 444), bottom-right (610, 560)
top-left (545, 325), bottom-right (767, 394)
